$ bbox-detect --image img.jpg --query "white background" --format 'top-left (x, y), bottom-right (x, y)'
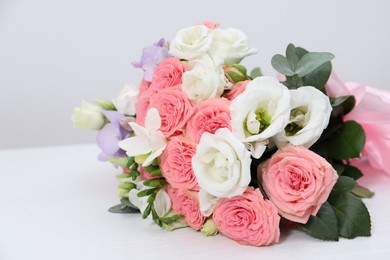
top-left (1, 0), bottom-right (389, 149)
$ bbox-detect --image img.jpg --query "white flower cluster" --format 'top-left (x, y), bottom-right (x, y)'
top-left (169, 25), bottom-right (257, 102)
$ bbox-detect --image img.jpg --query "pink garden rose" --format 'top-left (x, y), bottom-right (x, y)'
top-left (135, 80), bottom-right (151, 126)
top-left (212, 187), bottom-right (280, 247)
top-left (326, 72), bottom-right (390, 176)
top-left (186, 98), bottom-right (231, 143)
top-left (223, 80), bottom-right (250, 100)
top-left (160, 136), bottom-right (199, 191)
top-left (148, 58), bottom-right (187, 95)
top-left (148, 85), bottom-right (194, 138)
top-left (259, 145), bottom-right (338, 224)
top-left (167, 186), bottom-right (205, 230)
top-left (202, 21), bottom-right (220, 29)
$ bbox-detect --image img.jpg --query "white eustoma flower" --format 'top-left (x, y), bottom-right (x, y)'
top-left (112, 84), bottom-right (139, 116)
top-left (181, 54), bottom-right (228, 102)
top-left (118, 108), bottom-right (167, 166)
top-left (274, 86), bottom-right (332, 148)
top-left (71, 99), bottom-right (105, 130)
top-left (209, 28), bottom-right (257, 65)
top-left (169, 25), bottom-right (212, 60)
top-left (192, 128), bottom-right (252, 198)
top-left (230, 76), bottom-right (291, 158)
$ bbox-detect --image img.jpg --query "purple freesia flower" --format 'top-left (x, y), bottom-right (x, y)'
top-left (96, 111), bottom-right (129, 161)
top-left (132, 38), bottom-right (170, 82)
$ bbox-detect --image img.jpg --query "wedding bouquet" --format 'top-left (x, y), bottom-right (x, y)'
top-left (72, 22), bottom-right (390, 246)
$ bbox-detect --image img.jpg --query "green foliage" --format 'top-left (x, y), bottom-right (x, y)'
top-left (351, 184), bottom-right (375, 199)
top-left (300, 202), bottom-right (339, 241)
top-left (328, 121), bottom-right (366, 160)
top-left (328, 193), bottom-right (371, 238)
top-left (271, 44), bottom-right (334, 92)
top-left (331, 96), bottom-right (356, 117)
top-left (342, 164), bottom-right (364, 180)
top-left (250, 67), bottom-right (262, 79)
top-left (108, 198), bottom-right (140, 214)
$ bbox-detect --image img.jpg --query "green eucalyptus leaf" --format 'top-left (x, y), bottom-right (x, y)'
top-left (302, 61), bottom-right (332, 91)
top-left (296, 52), bottom-right (335, 77)
top-left (108, 204), bottom-right (140, 214)
top-left (351, 184), bottom-right (375, 199)
top-left (271, 54), bottom-right (295, 76)
top-left (328, 121), bottom-right (366, 160)
top-left (300, 202), bottom-right (339, 241)
top-left (250, 67), bottom-right (263, 79)
top-left (295, 47), bottom-right (309, 59)
top-left (342, 164), bottom-right (364, 180)
top-left (285, 44), bottom-right (299, 70)
top-left (328, 193), bottom-right (371, 238)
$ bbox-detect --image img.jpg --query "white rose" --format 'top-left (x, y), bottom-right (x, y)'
top-left (274, 86), bottom-right (332, 148)
top-left (169, 25), bottom-right (212, 60)
top-left (230, 76), bottom-right (291, 158)
top-left (192, 128), bottom-right (252, 198)
top-left (112, 84), bottom-right (139, 116)
top-left (71, 100), bottom-right (105, 130)
top-left (209, 28), bottom-right (257, 65)
top-left (181, 55), bottom-right (227, 102)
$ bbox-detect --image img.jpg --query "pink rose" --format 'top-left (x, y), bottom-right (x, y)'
top-left (223, 80), bottom-right (250, 100)
top-left (259, 145), bottom-right (338, 224)
top-left (326, 72), bottom-right (390, 176)
top-left (167, 186), bottom-right (205, 230)
top-left (186, 98), bottom-right (231, 143)
top-left (160, 136), bottom-right (199, 191)
top-left (201, 21), bottom-right (220, 29)
top-left (135, 80), bottom-right (151, 126)
top-left (148, 58), bottom-right (187, 95)
top-left (148, 85), bottom-right (194, 138)
top-left (212, 187), bottom-right (280, 247)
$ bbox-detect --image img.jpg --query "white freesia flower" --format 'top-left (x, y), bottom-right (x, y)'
top-left (274, 86), bottom-right (332, 148)
top-left (182, 55), bottom-right (227, 102)
top-left (118, 108), bottom-right (167, 166)
top-left (209, 28), bottom-right (257, 65)
top-left (71, 100), bottom-right (105, 130)
top-left (112, 84), bottom-right (139, 116)
top-left (154, 188), bottom-right (172, 217)
top-left (198, 189), bottom-right (218, 217)
top-left (169, 25), bottom-right (212, 60)
top-left (230, 76), bottom-right (291, 158)
top-left (192, 128), bottom-right (252, 198)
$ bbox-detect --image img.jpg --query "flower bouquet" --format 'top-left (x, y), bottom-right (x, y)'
top-left (72, 22), bottom-right (390, 246)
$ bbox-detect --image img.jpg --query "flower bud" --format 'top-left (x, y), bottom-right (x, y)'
top-left (162, 217), bottom-right (189, 232)
top-left (223, 64), bottom-right (247, 83)
top-left (71, 100), bottom-right (105, 130)
top-left (201, 218), bottom-right (219, 236)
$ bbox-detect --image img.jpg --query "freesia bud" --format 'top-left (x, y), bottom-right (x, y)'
top-left (71, 100), bottom-right (105, 130)
top-left (224, 64), bottom-right (247, 83)
top-left (201, 218), bottom-right (219, 236)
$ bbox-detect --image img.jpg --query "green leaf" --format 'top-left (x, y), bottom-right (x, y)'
top-left (300, 202), bottom-right (339, 241)
top-left (250, 67), bottom-right (263, 79)
top-left (351, 184), bottom-right (375, 199)
top-left (302, 61), bottom-right (332, 91)
top-left (120, 198), bottom-right (139, 209)
top-left (137, 188), bottom-right (157, 197)
top-left (328, 120), bottom-right (366, 160)
top-left (328, 193), bottom-right (371, 238)
top-left (333, 164), bottom-right (345, 176)
top-left (227, 71), bottom-right (246, 83)
top-left (295, 52), bottom-right (335, 77)
top-left (143, 178), bottom-right (165, 187)
top-left (285, 44), bottom-right (299, 70)
top-left (331, 176), bottom-right (356, 195)
top-left (342, 164), bottom-right (363, 180)
top-left (142, 203), bottom-right (152, 219)
top-left (271, 54), bottom-right (295, 76)
top-left (108, 204), bottom-right (140, 214)
top-left (331, 96), bottom-right (356, 117)
top-left (95, 100), bottom-right (116, 110)
top-left (295, 47), bottom-right (309, 59)
top-left (143, 164), bottom-right (157, 172)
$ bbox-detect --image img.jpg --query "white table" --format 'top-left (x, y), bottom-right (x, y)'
top-left (1, 144), bottom-right (390, 260)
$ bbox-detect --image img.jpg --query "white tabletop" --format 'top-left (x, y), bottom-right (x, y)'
top-left (1, 144), bottom-right (390, 260)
